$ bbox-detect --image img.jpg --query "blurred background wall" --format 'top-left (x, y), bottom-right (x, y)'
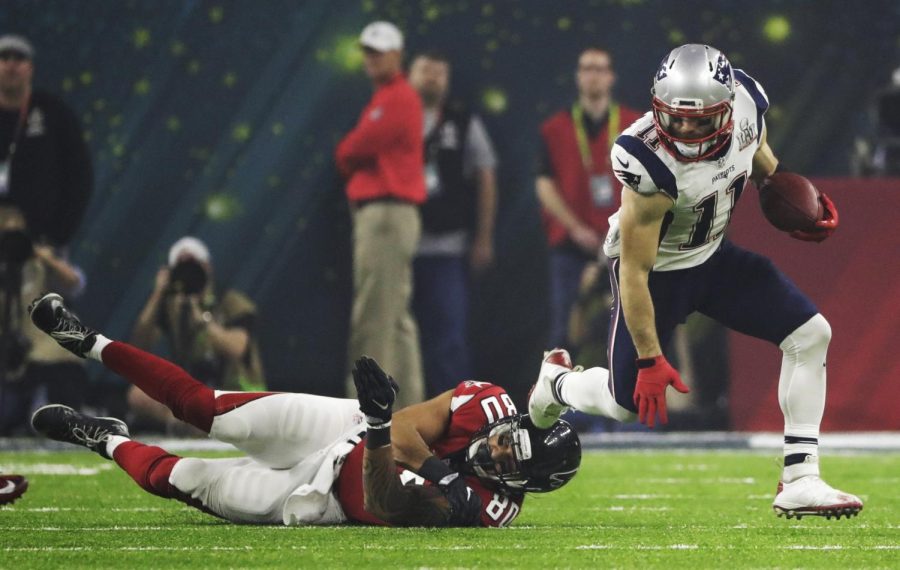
top-left (2, 0), bottom-right (898, 428)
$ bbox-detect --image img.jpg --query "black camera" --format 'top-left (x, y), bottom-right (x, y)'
top-left (168, 258), bottom-right (208, 295)
top-left (0, 230), bottom-right (34, 267)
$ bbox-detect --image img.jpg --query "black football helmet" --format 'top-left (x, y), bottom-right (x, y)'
top-left (465, 414), bottom-right (581, 493)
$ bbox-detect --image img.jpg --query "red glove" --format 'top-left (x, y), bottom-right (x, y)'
top-left (634, 355), bottom-right (690, 428)
top-left (790, 193), bottom-right (839, 243)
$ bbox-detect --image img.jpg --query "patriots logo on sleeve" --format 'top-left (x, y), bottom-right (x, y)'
top-left (614, 169), bottom-right (642, 190)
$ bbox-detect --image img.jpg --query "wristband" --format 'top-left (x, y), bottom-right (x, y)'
top-left (417, 455), bottom-right (455, 484)
top-left (365, 422), bottom-right (391, 449)
top-left (636, 356), bottom-right (661, 369)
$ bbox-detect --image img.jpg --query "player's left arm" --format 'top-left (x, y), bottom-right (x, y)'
top-left (750, 126), bottom-right (778, 183)
top-left (751, 126), bottom-right (839, 241)
top-left (353, 357), bottom-right (457, 527)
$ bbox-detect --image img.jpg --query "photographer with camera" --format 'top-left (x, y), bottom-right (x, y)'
top-left (0, 205), bottom-right (87, 435)
top-left (127, 236), bottom-right (266, 433)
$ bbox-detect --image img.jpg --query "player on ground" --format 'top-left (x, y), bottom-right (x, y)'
top-left (29, 293), bottom-right (580, 527)
top-left (528, 44), bottom-right (861, 519)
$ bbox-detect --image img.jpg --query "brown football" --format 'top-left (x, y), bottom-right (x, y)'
top-left (758, 172), bottom-right (823, 232)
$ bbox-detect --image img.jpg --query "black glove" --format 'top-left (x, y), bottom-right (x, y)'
top-left (440, 473), bottom-right (483, 526)
top-left (352, 356), bottom-right (399, 427)
top-left (419, 456), bottom-right (483, 526)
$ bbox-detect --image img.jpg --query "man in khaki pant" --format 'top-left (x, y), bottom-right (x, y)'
top-left (336, 22), bottom-right (425, 407)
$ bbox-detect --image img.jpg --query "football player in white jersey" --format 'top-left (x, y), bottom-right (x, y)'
top-left (529, 44), bottom-right (862, 519)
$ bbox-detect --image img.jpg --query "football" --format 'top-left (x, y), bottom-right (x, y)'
top-left (758, 172), bottom-right (823, 232)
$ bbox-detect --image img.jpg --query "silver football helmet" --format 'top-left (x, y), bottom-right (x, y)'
top-left (651, 44), bottom-right (736, 161)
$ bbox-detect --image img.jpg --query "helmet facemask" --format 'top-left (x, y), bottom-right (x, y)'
top-left (652, 97), bottom-right (733, 161)
top-left (466, 416), bottom-right (531, 490)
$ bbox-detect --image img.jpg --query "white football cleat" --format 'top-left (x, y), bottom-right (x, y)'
top-left (527, 349), bottom-right (574, 429)
top-left (773, 476), bottom-right (863, 520)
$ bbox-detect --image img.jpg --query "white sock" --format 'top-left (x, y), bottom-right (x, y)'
top-left (88, 334), bottom-right (113, 362)
top-left (105, 434), bottom-right (131, 459)
top-left (558, 367), bottom-right (636, 422)
top-left (778, 314), bottom-right (830, 482)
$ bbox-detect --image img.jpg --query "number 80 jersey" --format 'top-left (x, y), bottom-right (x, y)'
top-left (604, 69), bottom-right (770, 271)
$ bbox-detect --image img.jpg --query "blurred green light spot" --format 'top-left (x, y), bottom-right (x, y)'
top-left (133, 28), bottom-right (151, 49)
top-left (267, 175), bottom-right (281, 188)
top-left (166, 116), bottom-right (181, 131)
top-left (134, 78), bottom-right (150, 95)
top-left (222, 71), bottom-right (238, 88)
top-left (424, 5), bottom-right (440, 21)
top-left (763, 15), bottom-right (790, 43)
top-left (271, 122), bottom-right (285, 136)
top-left (93, 99), bottom-right (106, 111)
top-left (209, 6), bottom-right (224, 23)
top-left (481, 87), bottom-right (508, 115)
top-left (668, 29), bottom-right (686, 44)
top-left (170, 41), bottom-right (186, 56)
top-left (62, 77), bottom-right (73, 92)
top-left (187, 60), bottom-right (201, 75)
top-left (205, 193), bottom-right (241, 222)
top-left (557, 17), bottom-right (571, 30)
top-left (112, 143), bottom-right (125, 157)
top-left (331, 34), bottom-right (364, 73)
top-left (80, 71), bottom-right (93, 86)
top-left (232, 123), bottom-right (251, 142)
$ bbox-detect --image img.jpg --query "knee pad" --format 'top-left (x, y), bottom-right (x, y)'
top-left (210, 413), bottom-right (252, 444)
top-left (169, 458), bottom-right (208, 494)
top-left (781, 313), bottom-right (831, 355)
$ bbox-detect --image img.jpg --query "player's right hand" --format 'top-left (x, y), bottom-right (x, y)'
top-left (438, 473), bottom-right (483, 526)
top-left (352, 356), bottom-right (399, 426)
top-left (634, 355), bottom-right (689, 428)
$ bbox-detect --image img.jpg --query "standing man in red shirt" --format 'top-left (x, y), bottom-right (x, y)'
top-left (536, 47), bottom-right (642, 353)
top-left (336, 22), bottom-right (425, 407)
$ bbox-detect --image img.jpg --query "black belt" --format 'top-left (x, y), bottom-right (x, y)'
top-left (354, 196), bottom-right (416, 208)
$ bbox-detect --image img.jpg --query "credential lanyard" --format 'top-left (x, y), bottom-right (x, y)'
top-left (6, 96), bottom-right (30, 160)
top-left (571, 101), bottom-right (619, 172)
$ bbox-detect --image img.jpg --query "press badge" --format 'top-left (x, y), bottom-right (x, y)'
top-left (590, 174), bottom-right (613, 207)
top-left (0, 160), bottom-right (9, 197)
top-left (425, 161), bottom-right (442, 197)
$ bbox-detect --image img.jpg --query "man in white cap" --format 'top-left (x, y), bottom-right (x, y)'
top-left (0, 34), bottom-right (92, 247)
top-left (336, 21), bottom-right (426, 408)
top-left (128, 236), bottom-right (266, 433)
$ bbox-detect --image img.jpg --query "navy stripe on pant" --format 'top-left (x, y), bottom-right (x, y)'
top-left (607, 240), bottom-right (818, 412)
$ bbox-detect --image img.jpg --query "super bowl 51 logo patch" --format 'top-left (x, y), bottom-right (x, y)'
top-left (736, 117), bottom-right (757, 151)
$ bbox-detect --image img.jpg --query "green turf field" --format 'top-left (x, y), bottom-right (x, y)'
top-left (2, 449), bottom-right (898, 569)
